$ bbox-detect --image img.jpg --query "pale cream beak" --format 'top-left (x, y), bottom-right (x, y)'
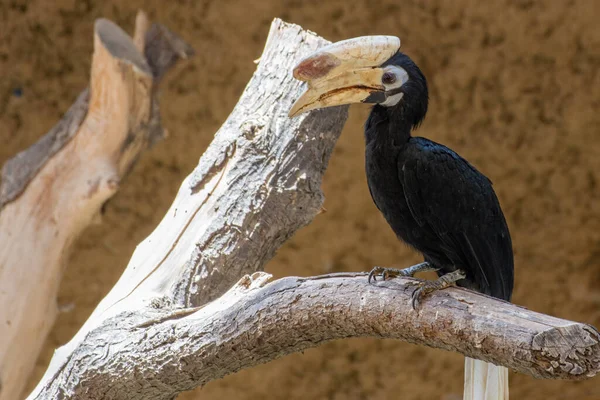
top-left (289, 36), bottom-right (401, 117)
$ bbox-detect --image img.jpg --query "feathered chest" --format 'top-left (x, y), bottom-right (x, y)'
top-left (364, 142), bottom-right (414, 227)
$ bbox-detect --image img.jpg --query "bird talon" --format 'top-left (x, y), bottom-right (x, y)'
top-left (368, 266), bottom-right (403, 283)
top-left (369, 263), bottom-right (437, 284)
top-left (411, 285), bottom-right (431, 309)
top-left (411, 288), bottom-right (421, 310)
top-left (410, 278), bottom-right (453, 309)
top-left (368, 266), bottom-right (384, 283)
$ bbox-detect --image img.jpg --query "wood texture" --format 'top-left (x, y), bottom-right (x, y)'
top-left (28, 18), bottom-right (349, 400)
top-left (23, 18), bottom-right (600, 400)
top-left (0, 13), bottom-right (193, 400)
top-left (30, 273), bottom-right (600, 399)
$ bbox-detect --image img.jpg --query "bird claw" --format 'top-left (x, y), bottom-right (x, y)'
top-left (368, 266), bottom-right (384, 283)
top-left (410, 280), bottom-right (442, 310)
top-left (368, 266), bottom-right (408, 283)
top-left (368, 266), bottom-right (465, 309)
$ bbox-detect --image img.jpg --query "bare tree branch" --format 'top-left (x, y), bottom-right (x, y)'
top-left (29, 272), bottom-right (600, 399)
top-left (0, 12), bottom-right (193, 400)
top-left (25, 17), bottom-right (599, 400)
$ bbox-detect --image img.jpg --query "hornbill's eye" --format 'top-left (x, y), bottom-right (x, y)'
top-left (382, 72), bottom-right (396, 85)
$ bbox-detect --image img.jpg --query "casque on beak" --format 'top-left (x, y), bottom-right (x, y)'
top-left (288, 36), bottom-right (401, 117)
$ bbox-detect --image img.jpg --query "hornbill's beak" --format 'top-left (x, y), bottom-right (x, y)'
top-left (289, 36), bottom-right (401, 117)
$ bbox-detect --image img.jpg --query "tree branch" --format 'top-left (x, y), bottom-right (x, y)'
top-left (35, 272), bottom-right (600, 398)
top-left (26, 18), bottom-right (599, 400)
top-left (28, 17), bottom-right (349, 400)
top-left (0, 12), bottom-right (193, 400)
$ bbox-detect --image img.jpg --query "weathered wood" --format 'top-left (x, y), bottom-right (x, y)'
top-left (0, 89), bottom-right (89, 209)
top-left (26, 18), bottom-right (599, 400)
top-left (28, 17), bottom-right (349, 400)
top-left (29, 272), bottom-right (600, 399)
top-left (0, 13), bottom-right (193, 400)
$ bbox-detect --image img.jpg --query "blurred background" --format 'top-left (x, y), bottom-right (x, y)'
top-left (1, 0), bottom-right (599, 399)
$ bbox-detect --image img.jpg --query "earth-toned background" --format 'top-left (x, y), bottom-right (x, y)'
top-left (1, 0), bottom-right (599, 399)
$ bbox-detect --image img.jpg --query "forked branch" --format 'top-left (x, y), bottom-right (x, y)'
top-left (27, 17), bottom-right (599, 400)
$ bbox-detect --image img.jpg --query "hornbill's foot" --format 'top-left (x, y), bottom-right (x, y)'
top-left (367, 262), bottom-right (436, 283)
top-left (408, 269), bottom-right (466, 309)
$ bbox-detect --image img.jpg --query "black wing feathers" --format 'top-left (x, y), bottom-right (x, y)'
top-left (400, 138), bottom-right (514, 300)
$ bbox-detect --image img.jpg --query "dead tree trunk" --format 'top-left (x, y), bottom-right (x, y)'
top-left (0, 12), bottom-right (193, 400)
top-left (19, 18), bottom-right (600, 400)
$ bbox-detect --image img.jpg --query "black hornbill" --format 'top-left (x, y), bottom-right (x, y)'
top-left (289, 36), bottom-right (514, 397)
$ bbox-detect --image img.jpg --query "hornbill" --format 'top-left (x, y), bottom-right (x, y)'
top-left (289, 36), bottom-right (514, 399)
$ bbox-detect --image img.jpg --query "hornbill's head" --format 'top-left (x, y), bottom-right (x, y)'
top-left (289, 36), bottom-right (428, 126)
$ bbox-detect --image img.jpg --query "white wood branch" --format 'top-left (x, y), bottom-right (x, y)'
top-left (0, 12), bottom-right (193, 400)
top-left (26, 18), bottom-right (600, 400)
top-left (28, 18), bottom-right (348, 400)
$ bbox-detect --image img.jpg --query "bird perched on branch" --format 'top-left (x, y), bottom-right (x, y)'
top-left (289, 36), bottom-right (514, 400)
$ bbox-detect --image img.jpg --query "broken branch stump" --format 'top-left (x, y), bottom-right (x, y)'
top-left (0, 13), bottom-right (193, 400)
